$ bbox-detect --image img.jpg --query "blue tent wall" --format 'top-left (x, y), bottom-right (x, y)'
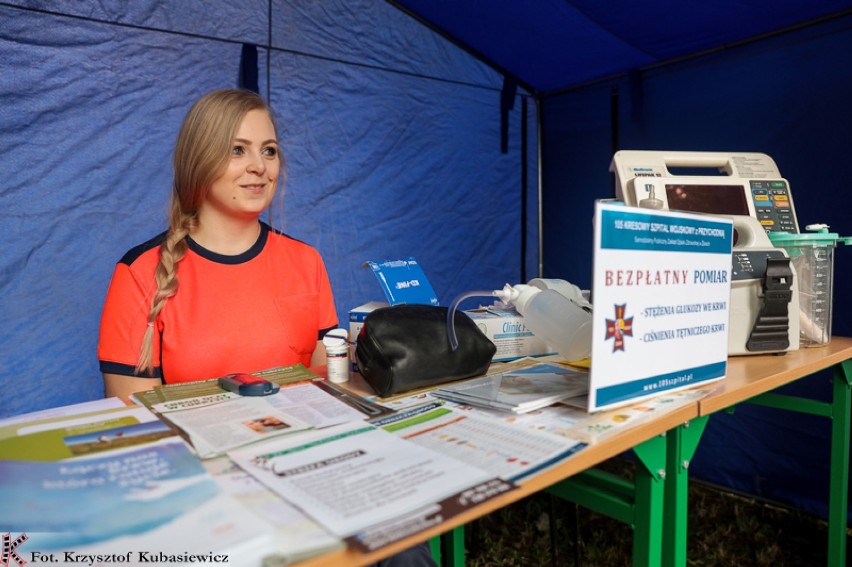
top-left (541, 16), bottom-right (852, 519)
top-left (0, 1), bottom-right (537, 417)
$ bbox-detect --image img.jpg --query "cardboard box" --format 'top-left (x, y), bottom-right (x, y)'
top-left (348, 258), bottom-right (439, 359)
top-left (464, 306), bottom-right (556, 362)
top-left (348, 300), bottom-right (389, 346)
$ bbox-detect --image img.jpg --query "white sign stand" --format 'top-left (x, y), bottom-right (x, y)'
top-left (589, 202), bottom-right (733, 412)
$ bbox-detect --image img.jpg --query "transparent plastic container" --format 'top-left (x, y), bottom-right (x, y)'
top-left (494, 284), bottom-right (593, 362)
top-left (446, 282), bottom-right (593, 362)
top-left (769, 225), bottom-right (851, 347)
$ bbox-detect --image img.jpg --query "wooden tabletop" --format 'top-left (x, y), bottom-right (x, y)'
top-left (699, 336), bottom-right (852, 415)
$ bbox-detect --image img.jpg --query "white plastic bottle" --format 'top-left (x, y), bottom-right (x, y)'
top-left (323, 329), bottom-right (350, 383)
top-left (496, 284), bottom-right (593, 362)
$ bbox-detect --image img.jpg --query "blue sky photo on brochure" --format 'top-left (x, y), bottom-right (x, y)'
top-left (0, 440), bottom-right (218, 548)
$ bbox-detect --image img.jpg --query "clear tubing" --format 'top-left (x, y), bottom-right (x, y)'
top-left (446, 290), bottom-right (496, 351)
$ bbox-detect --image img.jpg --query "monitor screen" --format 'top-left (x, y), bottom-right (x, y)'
top-left (665, 184), bottom-right (750, 215)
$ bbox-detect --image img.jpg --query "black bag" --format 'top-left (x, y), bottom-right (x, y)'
top-left (355, 304), bottom-right (497, 397)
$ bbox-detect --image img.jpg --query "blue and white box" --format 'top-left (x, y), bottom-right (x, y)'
top-left (348, 258), bottom-right (439, 348)
top-left (464, 306), bottom-right (557, 362)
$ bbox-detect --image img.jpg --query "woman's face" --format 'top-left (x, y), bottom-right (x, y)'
top-left (202, 108), bottom-right (280, 222)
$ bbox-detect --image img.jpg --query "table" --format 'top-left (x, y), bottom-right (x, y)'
top-left (293, 391), bottom-right (700, 566)
top-left (549, 336), bottom-right (852, 567)
top-left (295, 338), bottom-right (852, 566)
top-left (691, 336), bottom-right (852, 567)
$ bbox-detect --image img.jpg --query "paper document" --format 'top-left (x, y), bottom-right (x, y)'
top-left (204, 457), bottom-right (344, 564)
top-left (264, 382), bottom-right (368, 428)
top-left (560, 387), bottom-right (711, 442)
top-left (228, 421), bottom-right (494, 538)
top-left (345, 477), bottom-right (515, 553)
top-left (435, 383), bottom-right (710, 445)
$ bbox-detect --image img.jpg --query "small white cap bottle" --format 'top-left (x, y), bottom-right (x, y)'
top-left (323, 329), bottom-right (350, 383)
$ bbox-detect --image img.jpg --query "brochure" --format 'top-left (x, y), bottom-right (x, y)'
top-left (228, 421), bottom-right (500, 541)
top-left (432, 362), bottom-right (589, 413)
top-left (345, 477), bottom-right (515, 553)
top-left (558, 387), bottom-right (711, 443)
top-left (0, 397), bottom-right (127, 428)
top-left (0, 438), bottom-right (278, 566)
top-left (0, 405), bottom-right (170, 461)
top-left (372, 401), bottom-right (586, 482)
top-left (441, 386), bottom-right (710, 445)
top-left (0, 400), bottom-right (338, 566)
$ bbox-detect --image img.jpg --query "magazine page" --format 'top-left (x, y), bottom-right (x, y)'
top-left (345, 477), bottom-right (516, 553)
top-left (153, 394), bottom-right (312, 459)
top-left (442, 386), bottom-right (711, 445)
top-left (561, 386), bottom-right (711, 442)
top-left (151, 380), bottom-right (377, 459)
top-left (264, 382), bottom-right (368, 427)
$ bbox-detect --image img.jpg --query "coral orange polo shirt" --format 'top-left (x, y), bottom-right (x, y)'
top-left (98, 223), bottom-right (338, 383)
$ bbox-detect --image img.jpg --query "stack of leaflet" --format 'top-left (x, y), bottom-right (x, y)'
top-left (432, 362), bottom-right (589, 414)
top-left (0, 398), bottom-right (342, 566)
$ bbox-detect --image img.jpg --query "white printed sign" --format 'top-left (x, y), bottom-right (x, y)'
top-left (589, 202), bottom-right (733, 411)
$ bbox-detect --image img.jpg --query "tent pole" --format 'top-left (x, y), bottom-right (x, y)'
top-left (520, 95), bottom-right (528, 283)
top-left (535, 94), bottom-right (544, 278)
top-left (266, 0), bottom-right (272, 100)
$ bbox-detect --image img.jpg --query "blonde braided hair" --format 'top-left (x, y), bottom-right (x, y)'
top-left (135, 89), bottom-right (277, 375)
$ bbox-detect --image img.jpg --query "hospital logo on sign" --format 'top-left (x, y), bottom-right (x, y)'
top-left (605, 304), bottom-right (633, 352)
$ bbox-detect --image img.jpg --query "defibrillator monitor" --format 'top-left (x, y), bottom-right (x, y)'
top-left (609, 150), bottom-right (802, 356)
top-left (610, 151), bottom-right (800, 233)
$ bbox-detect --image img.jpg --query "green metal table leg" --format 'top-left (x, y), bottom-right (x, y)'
top-left (439, 525), bottom-right (465, 567)
top-left (662, 417), bottom-right (709, 567)
top-left (747, 358), bottom-right (852, 567)
top-left (546, 432), bottom-right (668, 567)
top-left (629, 433), bottom-right (669, 567)
top-left (429, 535), bottom-right (441, 564)
top-left (828, 359), bottom-right (852, 567)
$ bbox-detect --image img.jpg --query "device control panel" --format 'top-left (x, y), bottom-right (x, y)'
top-left (749, 180), bottom-right (798, 233)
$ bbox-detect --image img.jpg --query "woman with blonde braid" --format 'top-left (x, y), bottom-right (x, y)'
top-left (98, 89), bottom-right (338, 400)
top-left (99, 89), bottom-right (437, 567)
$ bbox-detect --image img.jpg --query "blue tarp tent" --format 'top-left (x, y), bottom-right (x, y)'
top-left (2, 0), bottom-right (852, 524)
